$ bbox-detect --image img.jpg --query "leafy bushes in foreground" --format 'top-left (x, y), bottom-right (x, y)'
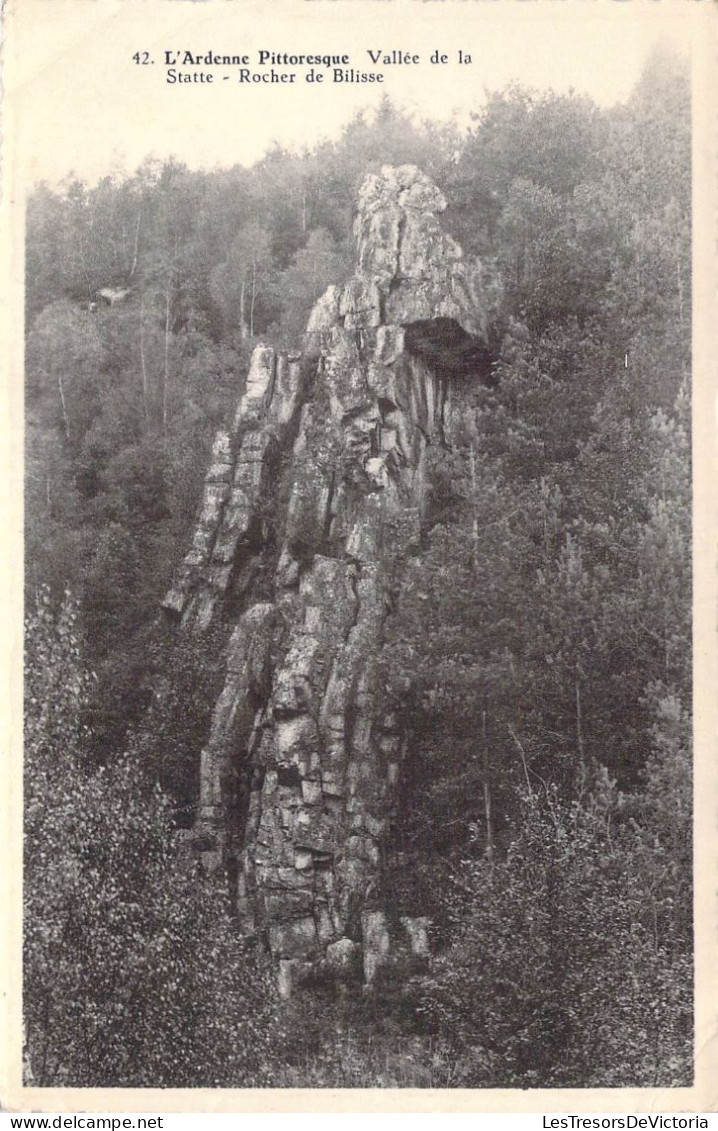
top-left (410, 742), bottom-right (692, 1088)
top-left (24, 591), bottom-right (282, 1087)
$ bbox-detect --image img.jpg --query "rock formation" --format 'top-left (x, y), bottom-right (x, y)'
top-left (163, 165), bottom-right (491, 993)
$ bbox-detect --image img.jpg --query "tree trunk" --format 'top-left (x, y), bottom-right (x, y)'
top-left (57, 374), bottom-right (70, 443)
top-left (239, 279), bottom-right (248, 339)
top-left (139, 298), bottom-right (149, 425)
top-left (482, 704), bottom-right (493, 856)
top-left (508, 723), bottom-right (533, 798)
top-left (79, 228), bottom-right (93, 305)
top-left (575, 673), bottom-right (586, 770)
top-left (250, 259), bottom-right (257, 338)
top-left (469, 439), bottom-right (480, 573)
top-left (162, 285), bottom-right (171, 439)
top-left (129, 208), bottom-right (142, 279)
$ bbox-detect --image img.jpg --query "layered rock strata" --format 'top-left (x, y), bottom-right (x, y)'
top-left (163, 165), bottom-right (489, 991)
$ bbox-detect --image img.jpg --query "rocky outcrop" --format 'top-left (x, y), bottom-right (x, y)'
top-left (163, 165), bottom-right (490, 992)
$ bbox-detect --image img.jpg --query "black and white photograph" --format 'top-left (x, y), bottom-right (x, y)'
top-left (3, 0), bottom-right (715, 1109)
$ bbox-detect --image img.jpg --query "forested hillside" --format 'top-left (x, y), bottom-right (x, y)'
top-left (24, 48), bottom-right (692, 1088)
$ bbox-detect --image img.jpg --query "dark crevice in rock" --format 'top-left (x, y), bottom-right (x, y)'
top-left (277, 765), bottom-right (302, 788)
top-left (404, 316), bottom-right (494, 381)
top-left (391, 207), bottom-right (408, 293)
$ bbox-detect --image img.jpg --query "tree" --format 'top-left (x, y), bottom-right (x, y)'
top-left (411, 758), bottom-right (692, 1088)
top-left (26, 300), bottom-right (105, 447)
top-left (444, 86), bottom-right (605, 256)
top-left (271, 226), bottom-right (352, 346)
top-left (24, 590), bottom-right (282, 1087)
top-left (209, 222), bottom-right (272, 339)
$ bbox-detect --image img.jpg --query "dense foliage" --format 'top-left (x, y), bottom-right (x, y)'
top-left (25, 49), bottom-right (691, 1087)
top-left (24, 592), bottom-right (283, 1087)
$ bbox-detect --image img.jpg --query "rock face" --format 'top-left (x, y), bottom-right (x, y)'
top-left (163, 165), bottom-right (490, 991)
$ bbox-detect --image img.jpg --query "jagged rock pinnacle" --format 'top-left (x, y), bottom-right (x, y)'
top-left (307, 163), bottom-right (486, 344)
top-left (162, 165), bottom-right (491, 993)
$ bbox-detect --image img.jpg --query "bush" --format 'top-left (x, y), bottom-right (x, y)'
top-left (24, 590), bottom-right (282, 1087)
top-left (410, 760), bottom-right (692, 1088)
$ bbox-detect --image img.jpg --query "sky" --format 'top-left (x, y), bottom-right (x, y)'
top-left (6, 0), bottom-right (698, 188)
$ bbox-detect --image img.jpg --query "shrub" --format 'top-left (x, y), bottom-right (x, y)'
top-left (410, 760), bottom-right (692, 1088)
top-left (24, 589), bottom-right (282, 1087)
